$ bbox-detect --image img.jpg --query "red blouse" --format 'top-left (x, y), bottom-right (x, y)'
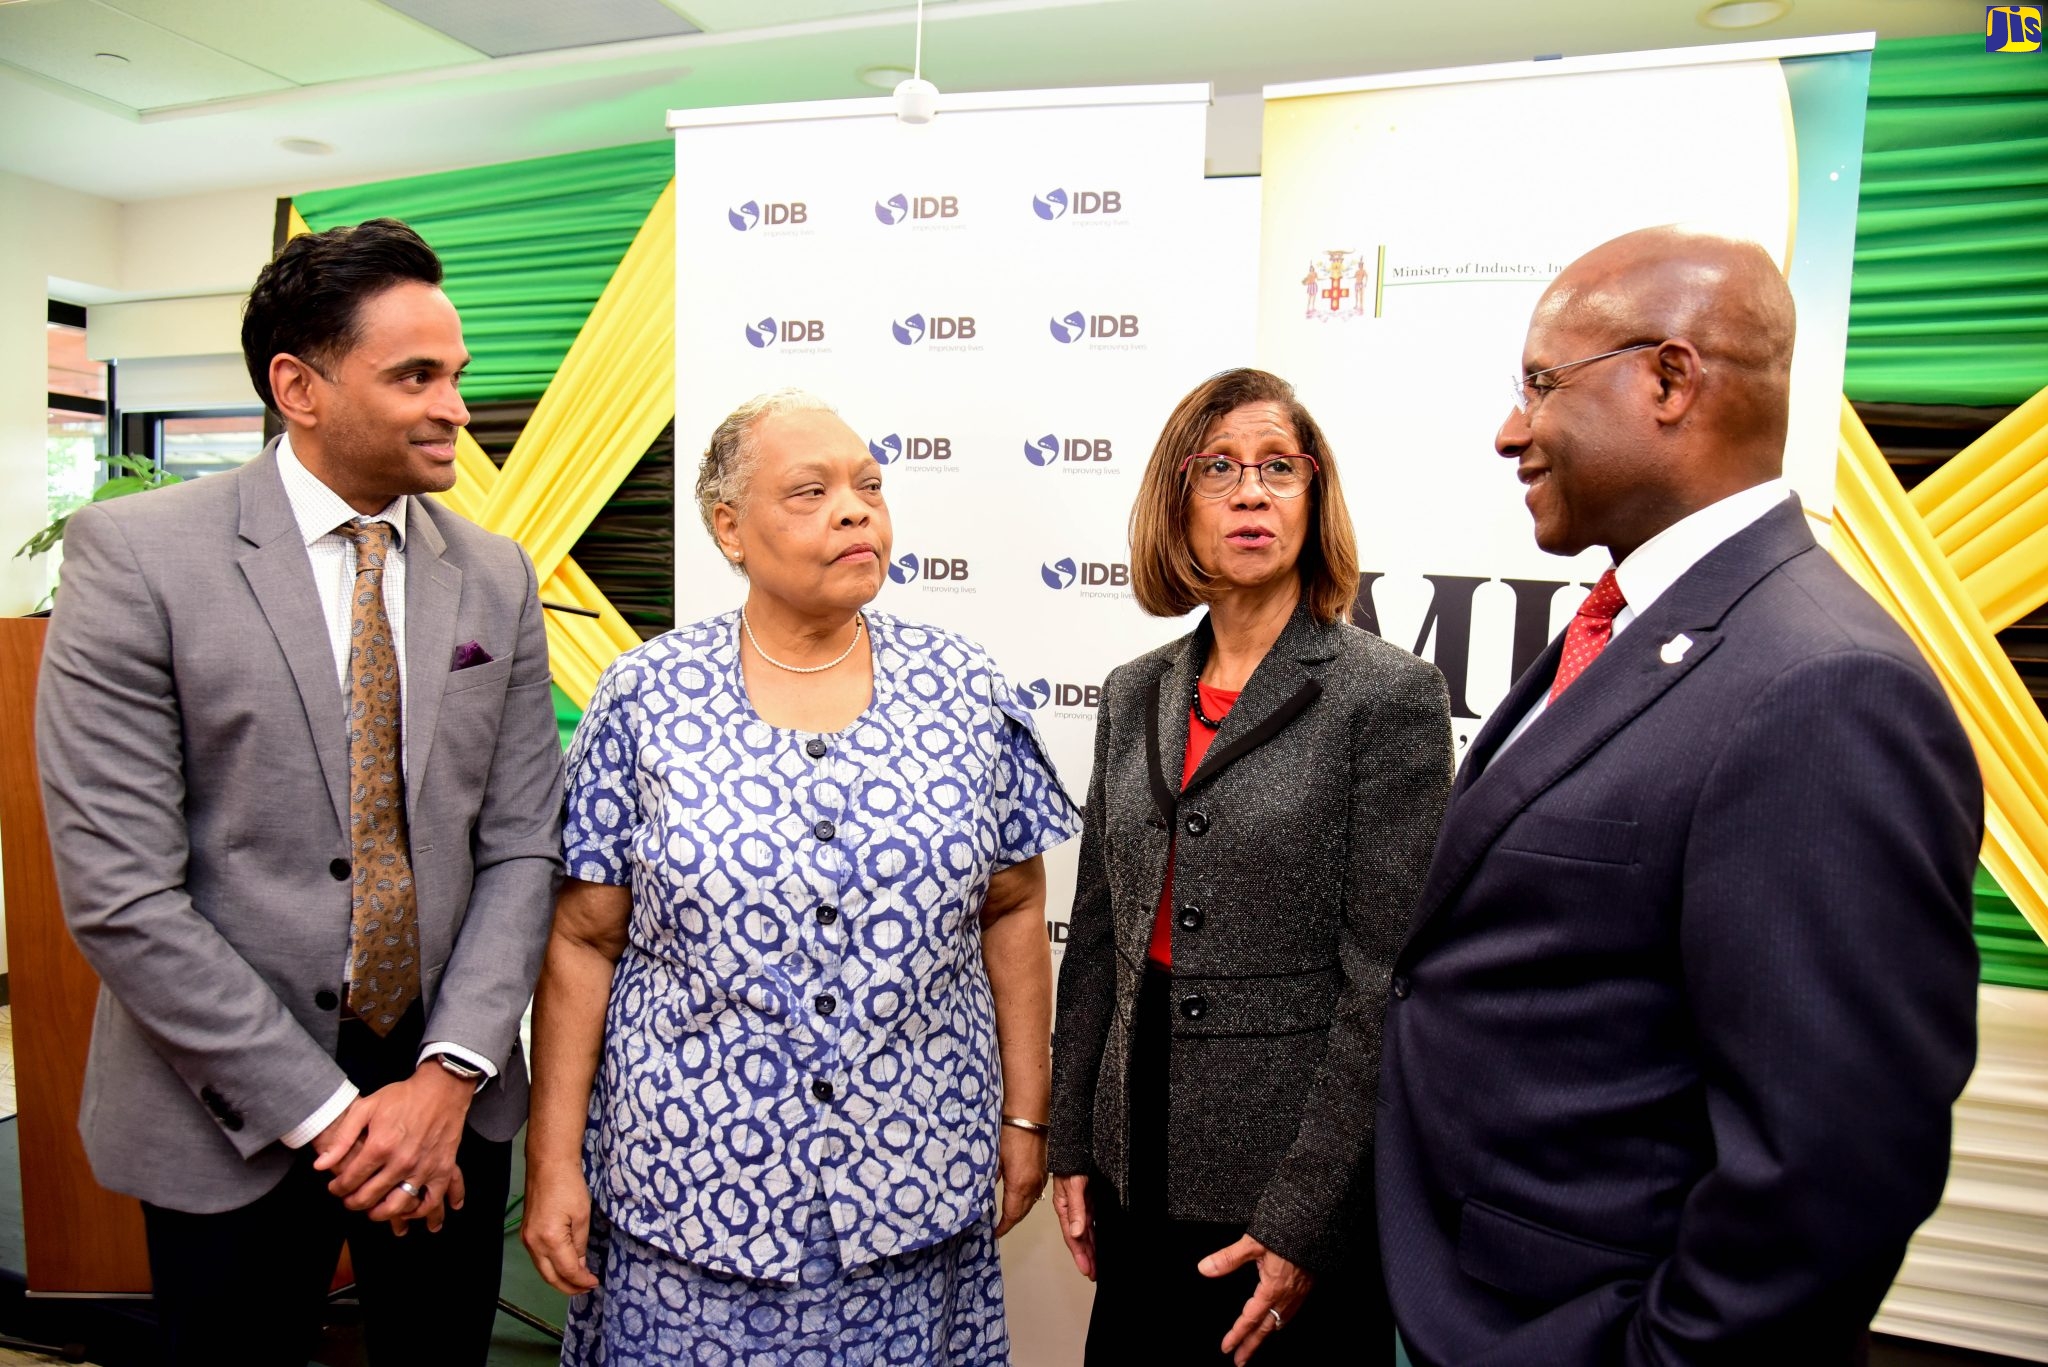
top-left (1147, 681), bottom-right (1240, 968)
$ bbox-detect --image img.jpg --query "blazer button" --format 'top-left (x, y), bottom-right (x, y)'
top-left (1391, 975), bottom-right (1411, 1001)
top-left (1179, 995), bottom-right (1208, 1021)
top-left (813, 820), bottom-right (836, 841)
top-left (805, 738), bottom-right (827, 758)
top-left (816, 904), bottom-right (838, 925)
top-left (812, 1079), bottom-right (835, 1102)
top-left (314, 989), bottom-right (339, 1012)
top-left (1178, 906), bottom-right (1203, 931)
top-left (815, 993), bottom-right (838, 1016)
top-left (1184, 812), bottom-right (1209, 837)
top-left (328, 858), bottom-right (350, 881)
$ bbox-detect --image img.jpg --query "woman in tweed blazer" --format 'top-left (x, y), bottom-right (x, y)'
top-left (1049, 369), bottom-right (1453, 1365)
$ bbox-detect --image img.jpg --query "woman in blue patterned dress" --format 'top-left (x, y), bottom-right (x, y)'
top-left (522, 390), bottom-right (1080, 1366)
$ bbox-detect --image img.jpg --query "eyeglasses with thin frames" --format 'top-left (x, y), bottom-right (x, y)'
top-left (1510, 342), bottom-right (1661, 415)
top-left (1177, 452), bottom-right (1320, 500)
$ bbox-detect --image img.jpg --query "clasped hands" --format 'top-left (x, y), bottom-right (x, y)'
top-left (1052, 1173), bottom-right (1313, 1366)
top-left (311, 1060), bottom-right (474, 1234)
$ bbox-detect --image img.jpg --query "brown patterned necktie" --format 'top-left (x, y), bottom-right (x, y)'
top-left (339, 519), bottom-right (420, 1034)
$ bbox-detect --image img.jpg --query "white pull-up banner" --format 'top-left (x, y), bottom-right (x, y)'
top-left (670, 86), bottom-right (1251, 1366)
top-left (1258, 34), bottom-right (1874, 757)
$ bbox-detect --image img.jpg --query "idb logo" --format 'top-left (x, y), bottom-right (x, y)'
top-left (890, 552), bottom-right (970, 585)
top-left (1033, 188), bottom-right (1122, 219)
top-left (1016, 677), bottom-right (1099, 710)
top-left (870, 433), bottom-right (952, 463)
top-left (893, 313), bottom-right (977, 344)
top-left (746, 317), bottom-right (825, 348)
top-left (1026, 433), bottom-right (1112, 465)
top-left (1041, 557), bottom-right (1129, 590)
top-left (1988, 5), bottom-right (2042, 49)
top-left (877, 192), bottom-right (960, 224)
top-left (1018, 678), bottom-right (1052, 710)
top-left (729, 200), bottom-right (807, 230)
top-left (1049, 311), bottom-right (1139, 342)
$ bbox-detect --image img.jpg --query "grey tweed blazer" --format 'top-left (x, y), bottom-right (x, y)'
top-left (1049, 602), bottom-right (1452, 1274)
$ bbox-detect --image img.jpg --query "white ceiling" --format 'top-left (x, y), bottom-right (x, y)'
top-left (0, 0), bottom-right (1984, 203)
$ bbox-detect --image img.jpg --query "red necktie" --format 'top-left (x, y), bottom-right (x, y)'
top-left (1548, 568), bottom-right (1626, 703)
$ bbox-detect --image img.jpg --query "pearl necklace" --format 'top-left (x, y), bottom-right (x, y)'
top-left (741, 609), bottom-right (866, 675)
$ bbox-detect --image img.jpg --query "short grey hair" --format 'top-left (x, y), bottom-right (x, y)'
top-left (694, 389), bottom-right (838, 572)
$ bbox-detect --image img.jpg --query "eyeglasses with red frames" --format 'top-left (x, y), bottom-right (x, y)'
top-left (1178, 452), bottom-right (1319, 500)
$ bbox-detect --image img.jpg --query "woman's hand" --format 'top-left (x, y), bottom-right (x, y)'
top-left (1200, 1234), bottom-right (1315, 1365)
top-left (994, 1123), bottom-right (1048, 1237)
top-left (521, 1161), bottom-right (601, 1296)
top-left (1050, 1172), bottom-right (1096, 1280)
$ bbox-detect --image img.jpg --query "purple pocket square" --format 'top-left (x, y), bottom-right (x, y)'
top-left (451, 640), bottom-right (495, 672)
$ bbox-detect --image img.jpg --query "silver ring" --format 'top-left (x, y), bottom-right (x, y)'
top-left (397, 1180), bottom-right (423, 1199)
top-left (1267, 1308), bottom-right (1284, 1331)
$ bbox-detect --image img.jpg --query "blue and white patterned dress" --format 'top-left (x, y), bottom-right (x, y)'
top-left (558, 610), bottom-right (1080, 1366)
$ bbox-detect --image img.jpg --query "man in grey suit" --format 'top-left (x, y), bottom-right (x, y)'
top-left (36, 218), bottom-right (563, 1364)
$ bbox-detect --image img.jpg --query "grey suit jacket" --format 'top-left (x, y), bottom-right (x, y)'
top-left (1049, 603), bottom-right (1453, 1273)
top-left (35, 443), bottom-right (563, 1214)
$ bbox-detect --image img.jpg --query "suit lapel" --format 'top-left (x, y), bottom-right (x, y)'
top-left (401, 499), bottom-right (460, 822)
top-left (1180, 604), bottom-right (1333, 800)
top-left (235, 443), bottom-right (350, 838)
top-left (1144, 625), bottom-right (1202, 828)
top-left (1453, 633), bottom-right (1564, 796)
top-left (1405, 499), bottom-right (1818, 947)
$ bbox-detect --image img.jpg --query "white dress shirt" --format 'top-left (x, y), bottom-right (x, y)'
top-left (1491, 479), bottom-right (1793, 760)
top-left (273, 433), bottom-right (495, 1150)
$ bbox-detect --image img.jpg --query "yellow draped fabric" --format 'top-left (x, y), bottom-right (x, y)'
top-left (1834, 395), bottom-right (2048, 940)
top-left (1909, 386), bottom-right (2048, 635)
top-left (285, 189), bottom-right (675, 707)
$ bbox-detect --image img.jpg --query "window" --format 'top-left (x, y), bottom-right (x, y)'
top-left (121, 409), bottom-right (266, 480)
top-left (45, 302), bottom-right (109, 530)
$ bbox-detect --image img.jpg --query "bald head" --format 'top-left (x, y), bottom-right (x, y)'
top-left (1497, 227), bottom-right (1801, 562)
top-left (1537, 226), bottom-right (1796, 460)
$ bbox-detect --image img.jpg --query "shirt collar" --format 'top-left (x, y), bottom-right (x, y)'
top-left (275, 430), bottom-right (408, 548)
top-left (1613, 478), bottom-right (1792, 620)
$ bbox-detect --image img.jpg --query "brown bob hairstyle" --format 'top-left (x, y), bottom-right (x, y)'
top-left (1129, 368), bottom-right (1360, 625)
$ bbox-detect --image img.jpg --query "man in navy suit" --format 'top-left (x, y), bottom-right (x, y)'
top-left (1375, 226), bottom-right (1982, 1365)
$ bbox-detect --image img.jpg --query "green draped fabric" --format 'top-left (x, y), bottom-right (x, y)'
top-left (294, 140), bottom-right (672, 403)
top-left (1846, 34), bottom-right (2048, 405)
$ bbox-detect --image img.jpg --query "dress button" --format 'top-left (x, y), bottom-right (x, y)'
top-left (1179, 995), bottom-right (1208, 1021)
top-left (328, 858), bottom-right (350, 881)
top-left (1391, 975), bottom-right (1411, 1001)
top-left (805, 738), bottom-right (827, 758)
top-left (1178, 906), bottom-right (1203, 931)
top-left (314, 990), bottom-right (339, 1012)
top-left (813, 820), bottom-right (836, 841)
top-left (816, 904), bottom-right (838, 925)
top-left (815, 993), bottom-right (837, 1016)
top-left (1184, 812), bottom-right (1209, 837)
top-left (813, 1080), bottom-right (835, 1102)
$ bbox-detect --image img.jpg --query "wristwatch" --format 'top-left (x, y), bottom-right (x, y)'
top-left (434, 1053), bottom-right (487, 1084)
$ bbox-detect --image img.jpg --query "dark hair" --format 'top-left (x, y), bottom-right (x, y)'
top-left (241, 218), bottom-right (444, 413)
top-left (1129, 367), bottom-right (1360, 625)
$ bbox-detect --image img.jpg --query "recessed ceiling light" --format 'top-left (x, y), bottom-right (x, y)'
top-left (93, 52), bottom-right (130, 65)
top-left (1700, 0), bottom-right (1791, 29)
top-left (859, 65), bottom-right (914, 91)
top-left (279, 137), bottom-right (335, 156)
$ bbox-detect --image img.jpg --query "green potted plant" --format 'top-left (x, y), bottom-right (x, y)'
top-left (15, 455), bottom-right (182, 611)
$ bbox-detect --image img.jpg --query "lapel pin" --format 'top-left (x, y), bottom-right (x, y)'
top-left (1659, 633), bottom-right (1694, 665)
